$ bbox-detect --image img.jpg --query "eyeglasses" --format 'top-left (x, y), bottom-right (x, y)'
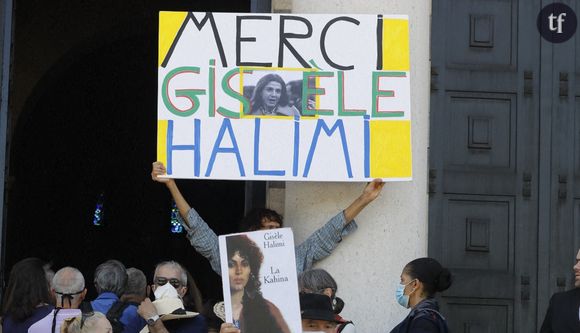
top-left (154, 277), bottom-right (182, 289)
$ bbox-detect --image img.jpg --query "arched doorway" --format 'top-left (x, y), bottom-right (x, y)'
top-left (4, 0), bottom-right (251, 302)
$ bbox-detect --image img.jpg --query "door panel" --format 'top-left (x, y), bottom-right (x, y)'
top-left (445, 93), bottom-right (515, 171)
top-left (446, 299), bottom-right (513, 333)
top-left (446, 0), bottom-right (517, 70)
top-left (542, 0), bottom-right (580, 318)
top-left (429, 1), bottom-right (540, 332)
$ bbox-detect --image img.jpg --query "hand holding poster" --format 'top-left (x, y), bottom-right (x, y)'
top-left (219, 228), bottom-right (301, 333)
top-left (157, 12), bottom-right (412, 181)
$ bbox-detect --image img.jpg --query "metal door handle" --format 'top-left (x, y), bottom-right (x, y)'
top-left (524, 71), bottom-right (533, 96)
top-left (521, 275), bottom-right (530, 301)
top-left (558, 174), bottom-right (567, 200)
top-left (522, 173), bottom-right (531, 198)
top-left (559, 72), bottom-right (568, 97)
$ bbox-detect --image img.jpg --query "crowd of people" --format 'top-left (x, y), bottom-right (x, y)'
top-left (0, 257), bottom-right (454, 333)
top-left (0, 161), bottom-right (454, 332)
top-left (1, 257), bottom-right (210, 333)
top-left (0, 161), bottom-right (478, 333)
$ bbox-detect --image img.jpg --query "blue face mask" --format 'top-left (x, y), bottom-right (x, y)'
top-left (395, 279), bottom-right (416, 308)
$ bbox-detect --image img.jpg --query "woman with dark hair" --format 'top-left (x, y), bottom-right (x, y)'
top-left (226, 234), bottom-right (290, 333)
top-left (248, 73), bottom-right (300, 116)
top-left (2, 257), bottom-right (55, 332)
top-left (390, 257), bottom-right (452, 333)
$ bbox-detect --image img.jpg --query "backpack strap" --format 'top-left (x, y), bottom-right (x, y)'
top-left (51, 308), bottom-right (62, 333)
top-left (106, 301), bottom-right (130, 333)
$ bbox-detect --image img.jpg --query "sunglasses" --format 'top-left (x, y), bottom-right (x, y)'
top-left (154, 277), bottom-right (182, 289)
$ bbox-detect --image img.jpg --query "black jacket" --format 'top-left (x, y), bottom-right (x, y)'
top-left (390, 298), bottom-right (448, 333)
top-left (540, 288), bottom-right (580, 333)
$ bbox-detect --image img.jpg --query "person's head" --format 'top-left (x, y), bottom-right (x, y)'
top-left (300, 293), bottom-right (340, 333)
top-left (52, 266), bottom-right (87, 309)
top-left (153, 261), bottom-right (188, 298)
top-left (574, 249), bottom-right (580, 288)
top-left (62, 311), bottom-right (113, 333)
top-left (226, 235), bottom-right (263, 295)
top-left (93, 260), bottom-right (127, 297)
top-left (298, 269), bottom-right (337, 299)
top-left (122, 267), bottom-right (147, 303)
top-left (251, 74), bottom-right (289, 112)
top-left (2, 258), bottom-right (53, 321)
top-left (397, 257), bottom-right (452, 309)
top-left (298, 268), bottom-right (345, 314)
top-left (240, 208), bottom-right (283, 231)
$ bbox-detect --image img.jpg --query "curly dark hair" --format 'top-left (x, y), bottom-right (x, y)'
top-left (250, 73), bottom-right (289, 113)
top-left (2, 258), bottom-right (52, 322)
top-left (226, 234), bottom-right (264, 295)
top-left (227, 235), bottom-right (289, 332)
top-left (239, 208), bottom-right (283, 231)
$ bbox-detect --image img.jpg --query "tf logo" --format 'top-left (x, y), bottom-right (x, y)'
top-left (537, 3), bottom-right (577, 43)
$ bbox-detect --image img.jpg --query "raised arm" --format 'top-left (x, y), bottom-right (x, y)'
top-left (151, 161), bottom-right (222, 275)
top-left (294, 179), bottom-right (385, 272)
top-left (151, 161), bottom-right (191, 219)
top-left (343, 179), bottom-right (385, 223)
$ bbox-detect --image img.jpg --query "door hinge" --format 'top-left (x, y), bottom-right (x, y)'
top-left (522, 172), bottom-right (532, 198)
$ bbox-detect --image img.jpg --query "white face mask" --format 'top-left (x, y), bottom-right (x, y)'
top-left (154, 282), bottom-right (178, 300)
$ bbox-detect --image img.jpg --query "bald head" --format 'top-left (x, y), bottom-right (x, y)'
top-left (52, 267), bottom-right (86, 308)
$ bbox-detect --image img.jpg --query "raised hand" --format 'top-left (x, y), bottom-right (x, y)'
top-left (361, 178), bottom-right (385, 203)
top-left (151, 161), bottom-right (174, 186)
top-left (219, 323), bottom-right (241, 333)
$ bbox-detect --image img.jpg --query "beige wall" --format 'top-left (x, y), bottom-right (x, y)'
top-left (277, 0), bottom-right (432, 331)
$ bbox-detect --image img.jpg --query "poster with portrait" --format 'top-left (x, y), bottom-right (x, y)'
top-left (157, 12), bottom-right (412, 182)
top-left (218, 228), bottom-right (301, 333)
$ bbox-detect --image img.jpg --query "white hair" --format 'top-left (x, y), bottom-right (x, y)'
top-left (52, 266), bottom-right (85, 304)
top-left (154, 261), bottom-right (187, 285)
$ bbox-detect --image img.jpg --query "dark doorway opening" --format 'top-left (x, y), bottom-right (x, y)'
top-left (4, 0), bottom-right (251, 303)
